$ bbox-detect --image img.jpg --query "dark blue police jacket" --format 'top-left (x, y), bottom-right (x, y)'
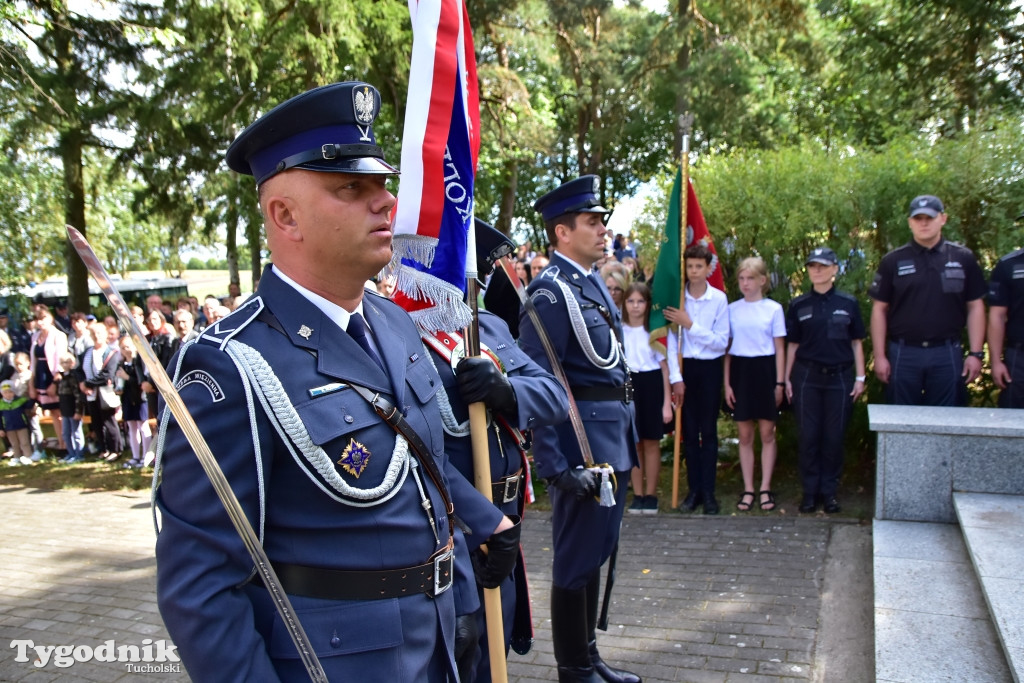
top-left (154, 266), bottom-right (502, 683)
top-left (518, 254), bottom-right (637, 478)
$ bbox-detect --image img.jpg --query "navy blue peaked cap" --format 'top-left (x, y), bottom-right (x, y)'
top-left (533, 175), bottom-right (609, 222)
top-left (475, 218), bottom-right (516, 278)
top-left (226, 82), bottom-right (398, 185)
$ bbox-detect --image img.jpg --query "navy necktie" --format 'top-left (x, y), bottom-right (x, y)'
top-left (347, 313), bottom-right (386, 373)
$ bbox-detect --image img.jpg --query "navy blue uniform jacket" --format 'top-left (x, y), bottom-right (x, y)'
top-left (154, 267), bottom-right (501, 682)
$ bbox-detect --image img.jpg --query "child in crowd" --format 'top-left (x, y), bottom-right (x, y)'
top-left (665, 243), bottom-right (731, 515)
top-left (116, 336), bottom-right (153, 468)
top-left (623, 282), bottom-right (673, 514)
top-left (0, 379), bottom-right (36, 465)
top-left (56, 351), bottom-right (87, 464)
top-left (724, 256), bottom-right (786, 512)
top-left (9, 352), bottom-right (43, 457)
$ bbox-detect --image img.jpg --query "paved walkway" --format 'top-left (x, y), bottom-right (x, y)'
top-left (0, 486), bottom-right (873, 682)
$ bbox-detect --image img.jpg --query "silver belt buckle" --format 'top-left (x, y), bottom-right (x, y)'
top-left (502, 473), bottom-right (521, 504)
top-left (433, 548), bottom-right (453, 596)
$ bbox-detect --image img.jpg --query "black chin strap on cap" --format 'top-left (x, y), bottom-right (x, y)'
top-left (274, 143), bottom-right (396, 177)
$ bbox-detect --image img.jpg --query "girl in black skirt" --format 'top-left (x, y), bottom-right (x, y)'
top-left (724, 257), bottom-right (787, 511)
top-left (623, 283), bottom-right (673, 514)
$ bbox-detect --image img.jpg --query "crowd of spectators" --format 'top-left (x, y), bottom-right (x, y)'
top-left (0, 285), bottom-right (247, 468)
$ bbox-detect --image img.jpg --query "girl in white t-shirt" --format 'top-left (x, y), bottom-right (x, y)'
top-left (623, 282), bottom-right (673, 514)
top-left (724, 257), bottom-right (786, 512)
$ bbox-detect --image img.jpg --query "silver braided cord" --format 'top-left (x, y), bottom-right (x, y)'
top-left (226, 340), bottom-right (410, 506)
top-left (420, 341), bottom-right (473, 438)
top-left (549, 277), bottom-right (620, 369)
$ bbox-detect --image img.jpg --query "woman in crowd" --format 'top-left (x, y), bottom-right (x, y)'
top-left (28, 305), bottom-right (68, 453)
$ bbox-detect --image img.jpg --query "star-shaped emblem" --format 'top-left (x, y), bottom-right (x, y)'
top-left (337, 438), bottom-right (371, 478)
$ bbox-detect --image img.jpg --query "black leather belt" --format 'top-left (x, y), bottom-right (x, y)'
top-left (893, 338), bottom-right (959, 348)
top-left (255, 546), bottom-right (454, 601)
top-left (492, 469), bottom-right (523, 504)
top-left (797, 359), bottom-right (852, 375)
top-left (570, 384), bottom-right (633, 403)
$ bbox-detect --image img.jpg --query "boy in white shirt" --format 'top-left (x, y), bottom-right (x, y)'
top-left (665, 244), bottom-right (730, 514)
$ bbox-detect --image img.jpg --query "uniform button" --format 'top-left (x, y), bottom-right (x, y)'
top-left (344, 415), bottom-right (354, 423)
top-left (330, 635), bottom-right (341, 648)
top-left (429, 379), bottom-right (435, 386)
top-left (508, 359), bottom-right (516, 365)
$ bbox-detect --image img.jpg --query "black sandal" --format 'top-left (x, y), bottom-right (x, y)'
top-left (736, 491), bottom-right (755, 511)
top-left (759, 490), bottom-right (776, 511)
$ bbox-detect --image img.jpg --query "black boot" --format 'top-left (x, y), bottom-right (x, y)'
top-left (551, 585), bottom-right (602, 683)
top-left (585, 573), bottom-right (642, 683)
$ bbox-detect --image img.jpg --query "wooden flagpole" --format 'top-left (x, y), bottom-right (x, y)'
top-left (670, 125), bottom-right (691, 510)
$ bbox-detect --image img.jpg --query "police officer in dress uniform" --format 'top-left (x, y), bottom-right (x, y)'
top-left (425, 219), bottom-right (569, 682)
top-left (988, 227), bottom-right (1024, 409)
top-left (869, 195), bottom-right (987, 406)
top-left (518, 176), bottom-right (642, 683)
top-left (784, 248), bottom-right (867, 514)
top-left (152, 82), bottom-right (519, 683)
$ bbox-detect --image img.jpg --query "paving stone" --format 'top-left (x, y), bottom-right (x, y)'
top-left (0, 486), bottom-right (864, 682)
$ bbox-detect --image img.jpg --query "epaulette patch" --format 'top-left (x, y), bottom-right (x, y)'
top-left (199, 296), bottom-right (265, 350)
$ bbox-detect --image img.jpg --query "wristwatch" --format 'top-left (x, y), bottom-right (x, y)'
top-left (967, 351), bottom-right (985, 360)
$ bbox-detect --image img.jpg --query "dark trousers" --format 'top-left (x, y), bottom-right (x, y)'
top-left (550, 470), bottom-right (629, 590)
top-left (999, 346), bottom-right (1024, 409)
top-left (682, 357), bottom-right (723, 497)
top-left (791, 360), bottom-right (854, 498)
top-left (88, 401), bottom-right (123, 454)
top-left (887, 341), bottom-right (965, 406)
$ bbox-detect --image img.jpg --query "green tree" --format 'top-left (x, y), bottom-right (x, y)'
top-left (0, 0), bottom-right (160, 312)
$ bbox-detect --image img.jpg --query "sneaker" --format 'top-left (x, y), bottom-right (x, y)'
top-left (7, 457), bottom-right (21, 466)
top-left (18, 456), bottom-right (33, 465)
top-left (642, 496), bottom-right (659, 515)
top-left (30, 450), bottom-right (45, 462)
top-left (63, 455), bottom-right (84, 464)
top-left (627, 496), bottom-right (646, 515)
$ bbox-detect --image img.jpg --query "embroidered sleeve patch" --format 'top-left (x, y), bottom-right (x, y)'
top-left (175, 370), bottom-right (226, 402)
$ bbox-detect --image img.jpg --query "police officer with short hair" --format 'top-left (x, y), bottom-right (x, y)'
top-left (784, 247), bottom-right (866, 514)
top-left (869, 195), bottom-right (987, 406)
top-left (988, 227), bottom-right (1024, 408)
top-left (153, 81), bottom-right (518, 682)
top-left (518, 176), bottom-right (641, 683)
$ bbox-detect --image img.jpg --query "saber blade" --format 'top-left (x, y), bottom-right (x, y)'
top-left (66, 226), bottom-right (328, 683)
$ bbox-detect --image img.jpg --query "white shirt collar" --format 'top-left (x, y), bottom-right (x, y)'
top-left (685, 283), bottom-right (713, 302)
top-left (553, 250), bottom-right (594, 277)
top-left (271, 265), bottom-right (365, 333)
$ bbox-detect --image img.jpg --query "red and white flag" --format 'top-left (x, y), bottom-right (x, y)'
top-left (391, 0), bottom-right (480, 333)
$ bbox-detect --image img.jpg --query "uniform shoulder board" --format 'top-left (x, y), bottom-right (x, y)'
top-left (198, 296), bottom-right (265, 350)
top-left (999, 247), bottom-right (1024, 262)
top-left (540, 265), bottom-right (560, 280)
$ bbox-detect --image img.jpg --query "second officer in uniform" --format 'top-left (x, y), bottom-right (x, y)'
top-left (518, 176), bottom-right (641, 683)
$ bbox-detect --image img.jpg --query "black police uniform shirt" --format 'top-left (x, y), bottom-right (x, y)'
top-left (786, 287), bottom-right (865, 367)
top-left (988, 248), bottom-right (1024, 345)
top-left (869, 238), bottom-right (986, 342)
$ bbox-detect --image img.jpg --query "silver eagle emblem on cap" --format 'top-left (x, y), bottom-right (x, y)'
top-left (353, 86), bottom-right (375, 125)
